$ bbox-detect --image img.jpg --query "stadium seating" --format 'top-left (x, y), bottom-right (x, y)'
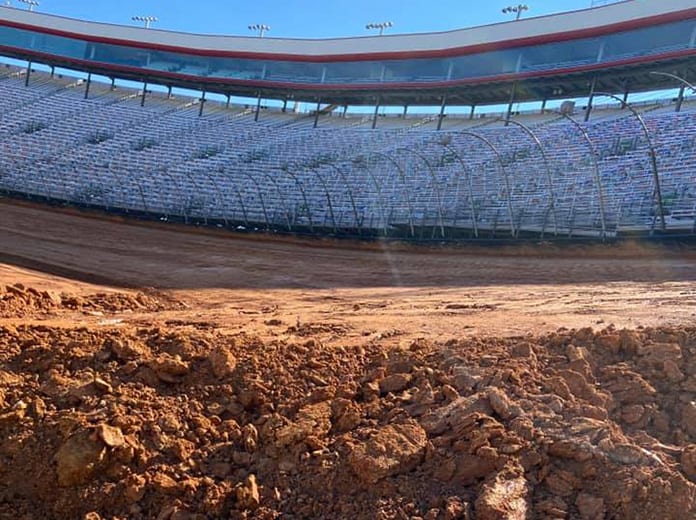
top-left (1, 69), bottom-right (695, 239)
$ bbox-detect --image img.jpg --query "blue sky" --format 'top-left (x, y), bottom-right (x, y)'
top-left (27, 0), bottom-right (600, 38)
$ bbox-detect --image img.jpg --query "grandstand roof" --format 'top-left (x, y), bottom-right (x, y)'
top-left (1, 0), bottom-right (695, 105)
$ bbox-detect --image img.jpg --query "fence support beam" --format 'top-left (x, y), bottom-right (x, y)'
top-left (368, 151), bottom-right (416, 237)
top-left (557, 112), bottom-right (608, 240)
top-left (439, 140), bottom-right (479, 237)
top-left (282, 167), bottom-right (314, 232)
top-left (84, 73), bottom-right (92, 99)
top-left (255, 93), bottom-right (262, 122)
top-left (397, 146), bottom-right (446, 238)
top-left (314, 99), bottom-right (321, 128)
top-left (199, 91), bottom-right (206, 117)
top-left (461, 131), bottom-right (517, 237)
top-left (676, 85), bottom-right (686, 113)
top-left (240, 171), bottom-right (270, 230)
top-left (505, 82), bottom-right (517, 126)
top-left (596, 91), bottom-right (666, 232)
top-left (437, 96), bottom-right (447, 131)
top-left (500, 118), bottom-right (558, 236)
top-left (356, 156), bottom-right (390, 236)
top-left (584, 77), bottom-right (597, 122)
top-left (372, 98), bottom-right (381, 129)
top-left (323, 162), bottom-right (361, 232)
top-left (308, 166), bottom-right (338, 233)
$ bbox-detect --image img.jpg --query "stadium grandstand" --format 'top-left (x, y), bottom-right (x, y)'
top-left (0, 0), bottom-right (695, 241)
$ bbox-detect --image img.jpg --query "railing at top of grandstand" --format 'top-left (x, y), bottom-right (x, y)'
top-left (649, 72), bottom-right (696, 94)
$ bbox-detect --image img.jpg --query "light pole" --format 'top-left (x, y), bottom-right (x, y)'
top-left (18, 0), bottom-right (39, 11)
top-left (502, 4), bottom-right (529, 20)
top-left (248, 24), bottom-right (270, 38)
top-left (366, 21), bottom-right (393, 36)
top-left (132, 16), bottom-right (158, 29)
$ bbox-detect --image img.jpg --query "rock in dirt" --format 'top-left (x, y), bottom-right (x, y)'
top-left (379, 373), bottom-right (412, 394)
top-left (208, 347), bottom-right (237, 379)
top-left (105, 337), bottom-right (150, 361)
top-left (4, 321), bottom-right (696, 519)
top-left (123, 474), bottom-right (147, 504)
top-left (242, 423), bottom-right (259, 453)
top-left (151, 473), bottom-right (179, 495)
top-left (236, 474), bottom-right (260, 510)
top-left (151, 355), bottom-right (190, 383)
top-left (348, 421), bottom-right (427, 484)
top-left (93, 376), bottom-right (113, 394)
top-left (576, 492), bottom-right (606, 520)
top-left (331, 398), bottom-right (362, 434)
top-left (486, 387), bottom-right (518, 420)
top-left (275, 401), bottom-right (332, 450)
top-left (682, 401), bottom-right (696, 438)
top-left (96, 424), bottom-right (126, 448)
top-left (475, 466), bottom-right (529, 520)
top-left (55, 429), bottom-right (107, 487)
top-left (682, 445), bottom-right (696, 481)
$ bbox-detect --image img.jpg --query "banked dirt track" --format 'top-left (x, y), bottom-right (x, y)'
top-left (1, 199), bottom-right (696, 519)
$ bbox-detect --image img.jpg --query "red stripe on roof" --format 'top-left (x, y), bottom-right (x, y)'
top-left (0, 8), bottom-right (695, 63)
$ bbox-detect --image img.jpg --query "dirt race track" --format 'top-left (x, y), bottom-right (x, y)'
top-left (2, 199), bottom-right (696, 519)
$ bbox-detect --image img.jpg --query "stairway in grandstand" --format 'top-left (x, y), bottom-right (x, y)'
top-left (0, 68), bottom-right (694, 239)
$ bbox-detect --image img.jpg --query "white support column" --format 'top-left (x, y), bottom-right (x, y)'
top-left (596, 41), bottom-right (606, 62)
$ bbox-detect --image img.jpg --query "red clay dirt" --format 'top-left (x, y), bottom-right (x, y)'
top-left (1, 200), bottom-right (696, 519)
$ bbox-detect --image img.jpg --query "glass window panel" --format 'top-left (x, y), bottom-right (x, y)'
top-left (0, 18), bottom-right (693, 86)
top-left (520, 39), bottom-right (600, 71)
top-left (324, 61), bottom-right (382, 83)
top-left (264, 61), bottom-right (323, 82)
top-left (603, 19), bottom-right (695, 60)
top-left (450, 48), bottom-right (521, 79)
top-left (383, 58), bottom-right (449, 82)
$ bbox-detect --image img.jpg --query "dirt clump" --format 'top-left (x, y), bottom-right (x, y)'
top-left (0, 283), bottom-right (183, 318)
top-left (2, 316), bottom-right (696, 518)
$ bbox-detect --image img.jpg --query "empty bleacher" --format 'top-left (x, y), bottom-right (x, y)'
top-left (0, 68), bottom-right (694, 240)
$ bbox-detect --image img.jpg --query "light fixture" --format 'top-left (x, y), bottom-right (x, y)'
top-left (502, 4), bottom-right (529, 20)
top-left (365, 21), bottom-right (393, 36)
top-left (132, 16), bottom-right (158, 29)
top-left (248, 24), bottom-right (271, 38)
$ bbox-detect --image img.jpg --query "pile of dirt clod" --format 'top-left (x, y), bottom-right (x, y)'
top-left (0, 284), bottom-right (184, 318)
top-left (2, 320), bottom-right (696, 519)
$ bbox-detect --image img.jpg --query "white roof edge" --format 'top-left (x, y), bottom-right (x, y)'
top-left (0, 0), bottom-right (694, 57)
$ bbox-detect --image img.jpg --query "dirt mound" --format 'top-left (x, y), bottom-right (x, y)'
top-left (2, 320), bottom-right (696, 519)
top-left (0, 284), bottom-right (183, 318)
